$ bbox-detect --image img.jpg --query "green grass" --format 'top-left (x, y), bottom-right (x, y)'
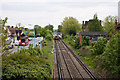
top-left (42, 39), bottom-right (54, 79)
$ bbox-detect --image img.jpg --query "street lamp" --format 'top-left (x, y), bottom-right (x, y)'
top-left (34, 25), bottom-right (35, 47)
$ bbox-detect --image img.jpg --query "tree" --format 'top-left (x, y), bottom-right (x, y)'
top-left (88, 14), bottom-right (103, 32)
top-left (103, 16), bottom-right (117, 37)
top-left (58, 25), bottom-right (62, 32)
top-left (0, 17), bottom-right (8, 53)
top-left (40, 28), bottom-right (47, 38)
top-left (61, 17), bottom-right (81, 36)
top-left (34, 25), bottom-right (41, 36)
top-left (95, 32), bottom-right (120, 77)
top-left (45, 24), bottom-right (54, 32)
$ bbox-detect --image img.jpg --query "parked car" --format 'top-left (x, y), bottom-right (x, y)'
top-left (28, 38), bottom-right (32, 41)
top-left (14, 40), bottom-right (20, 46)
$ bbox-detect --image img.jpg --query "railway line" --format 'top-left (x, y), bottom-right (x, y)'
top-left (54, 40), bottom-right (98, 80)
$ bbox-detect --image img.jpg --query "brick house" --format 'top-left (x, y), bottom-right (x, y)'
top-left (79, 20), bottom-right (107, 44)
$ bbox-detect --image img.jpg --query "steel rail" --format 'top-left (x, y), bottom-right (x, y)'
top-left (59, 40), bottom-right (84, 79)
top-left (61, 40), bottom-right (98, 80)
top-left (55, 40), bottom-right (63, 80)
top-left (57, 40), bottom-right (74, 79)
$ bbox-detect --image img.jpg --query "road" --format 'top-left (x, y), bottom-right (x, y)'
top-left (9, 37), bottom-right (42, 53)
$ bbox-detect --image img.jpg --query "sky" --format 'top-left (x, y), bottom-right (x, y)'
top-left (0, 0), bottom-right (119, 29)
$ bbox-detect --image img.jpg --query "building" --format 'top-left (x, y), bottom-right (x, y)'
top-left (79, 20), bottom-right (107, 44)
top-left (79, 31), bottom-right (107, 44)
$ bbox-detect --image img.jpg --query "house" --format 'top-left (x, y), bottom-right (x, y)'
top-left (8, 27), bottom-right (16, 37)
top-left (79, 31), bottom-right (107, 44)
top-left (79, 20), bottom-right (107, 44)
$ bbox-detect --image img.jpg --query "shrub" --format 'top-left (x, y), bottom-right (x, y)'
top-left (45, 34), bottom-right (53, 41)
top-left (2, 53), bottom-right (51, 79)
top-left (91, 38), bottom-right (107, 56)
top-left (82, 36), bottom-right (90, 46)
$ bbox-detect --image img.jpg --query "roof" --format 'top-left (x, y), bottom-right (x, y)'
top-left (79, 31), bottom-right (107, 36)
top-left (9, 28), bottom-right (16, 34)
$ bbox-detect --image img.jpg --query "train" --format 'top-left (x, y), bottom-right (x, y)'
top-left (53, 34), bottom-right (62, 40)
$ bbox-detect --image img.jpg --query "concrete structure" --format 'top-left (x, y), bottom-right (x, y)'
top-left (118, 1), bottom-right (120, 23)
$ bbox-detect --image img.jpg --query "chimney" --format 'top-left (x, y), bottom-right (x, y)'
top-left (115, 19), bottom-right (117, 32)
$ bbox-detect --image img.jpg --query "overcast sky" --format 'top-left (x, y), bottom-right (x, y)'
top-left (0, 0), bottom-right (119, 29)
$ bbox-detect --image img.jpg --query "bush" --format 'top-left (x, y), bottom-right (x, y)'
top-left (28, 32), bottom-right (34, 37)
top-left (2, 53), bottom-right (51, 79)
top-left (91, 38), bottom-right (107, 56)
top-left (82, 36), bottom-right (90, 46)
top-left (94, 32), bottom-right (120, 78)
top-left (45, 34), bottom-right (53, 41)
top-left (74, 37), bottom-right (81, 49)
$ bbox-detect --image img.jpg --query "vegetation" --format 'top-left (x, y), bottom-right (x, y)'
top-left (88, 14), bottom-right (103, 32)
top-left (45, 24), bottom-right (54, 32)
top-left (81, 36), bottom-right (90, 46)
top-left (34, 25), bottom-right (42, 36)
top-left (94, 32), bottom-right (120, 78)
top-left (103, 16), bottom-right (117, 37)
top-left (61, 17), bottom-right (81, 36)
top-left (91, 38), bottom-right (107, 56)
top-left (2, 53), bottom-right (51, 79)
top-left (58, 25), bottom-right (62, 32)
top-left (0, 17), bottom-right (8, 53)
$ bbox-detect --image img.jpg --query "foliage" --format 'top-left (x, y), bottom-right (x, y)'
top-left (61, 17), bottom-right (81, 36)
top-left (88, 14), bottom-right (103, 32)
top-left (81, 36), bottom-right (90, 46)
top-left (42, 40), bottom-right (47, 47)
top-left (0, 17), bottom-right (8, 53)
top-left (45, 24), bottom-right (54, 32)
top-left (34, 25), bottom-right (41, 36)
top-left (74, 37), bottom-right (81, 49)
top-left (40, 28), bottom-right (48, 38)
top-left (17, 44), bottom-right (43, 56)
top-left (64, 35), bottom-right (81, 49)
top-left (100, 32), bottom-right (120, 75)
top-left (58, 25), bottom-right (62, 32)
top-left (103, 16), bottom-right (117, 37)
top-left (2, 53), bottom-right (51, 79)
top-left (28, 32), bottom-right (34, 37)
top-left (91, 38), bottom-right (107, 56)
top-left (45, 34), bottom-right (53, 41)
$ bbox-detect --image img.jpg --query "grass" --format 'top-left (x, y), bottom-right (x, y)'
top-left (42, 39), bottom-right (54, 79)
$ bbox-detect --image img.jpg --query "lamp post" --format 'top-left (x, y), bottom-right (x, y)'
top-left (34, 26), bottom-right (35, 47)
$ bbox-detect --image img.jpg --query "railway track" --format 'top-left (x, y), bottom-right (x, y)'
top-left (54, 40), bottom-right (98, 80)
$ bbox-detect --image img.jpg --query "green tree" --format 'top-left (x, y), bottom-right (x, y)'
top-left (45, 24), bottom-right (54, 32)
top-left (40, 28), bottom-right (47, 38)
top-left (88, 14), bottom-right (103, 32)
top-left (95, 32), bottom-right (120, 77)
top-left (34, 25), bottom-right (41, 36)
top-left (58, 25), bottom-right (62, 32)
top-left (61, 17), bottom-right (81, 36)
top-left (103, 16), bottom-right (117, 37)
top-left (0, 17), bottom-right (8, 53)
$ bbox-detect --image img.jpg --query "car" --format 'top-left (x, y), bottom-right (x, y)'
top-left (28, 38), bottom-right (32, 41)
top-left (14, 41), bottom-right (20, 46)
